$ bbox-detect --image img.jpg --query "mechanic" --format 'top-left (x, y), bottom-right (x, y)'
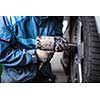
top-left (0, 16), bottom-right (68, 83)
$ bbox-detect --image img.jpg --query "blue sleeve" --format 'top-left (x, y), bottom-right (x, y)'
top-left (0, 17), bottom-right (37, 67)
top-left (39, 16), bottom-right (64, 36)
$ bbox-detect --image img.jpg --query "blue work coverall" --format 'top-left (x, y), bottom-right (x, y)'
top-left (0, 16), bottom-right (63, 83)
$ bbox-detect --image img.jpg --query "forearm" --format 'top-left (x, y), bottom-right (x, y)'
top-left (0, 47), bottom-right (37, 67)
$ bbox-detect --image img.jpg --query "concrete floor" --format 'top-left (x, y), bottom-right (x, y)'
top-left (51, 52), bottom-right (68, 83)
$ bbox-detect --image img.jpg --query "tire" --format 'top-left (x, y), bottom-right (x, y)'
top-left (69, 16), bottom-right (100, 83)
top-left (82, 16), bottom-right (100, 82)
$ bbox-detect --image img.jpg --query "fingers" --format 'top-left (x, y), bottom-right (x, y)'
top-left (55, 44), bottom-right (62, 52)
top-left (54, 37), bottom-right (68, 52)
top-left (61, 37), bottom-right (67, 43)
top-left (55, 40), bottom-right (66, 52)
top-left (36, 37), bottom-right (41, 43)
top-left (55, 43), bottom-right (66, 52)
top-left (36, 50), bottom-right (54, 62)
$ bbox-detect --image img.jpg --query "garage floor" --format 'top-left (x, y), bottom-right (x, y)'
top-left (51, 52), bottom-right (68, 83)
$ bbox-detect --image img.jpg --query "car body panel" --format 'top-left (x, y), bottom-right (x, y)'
top-left (94, 16), bottom-right (100, 33)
